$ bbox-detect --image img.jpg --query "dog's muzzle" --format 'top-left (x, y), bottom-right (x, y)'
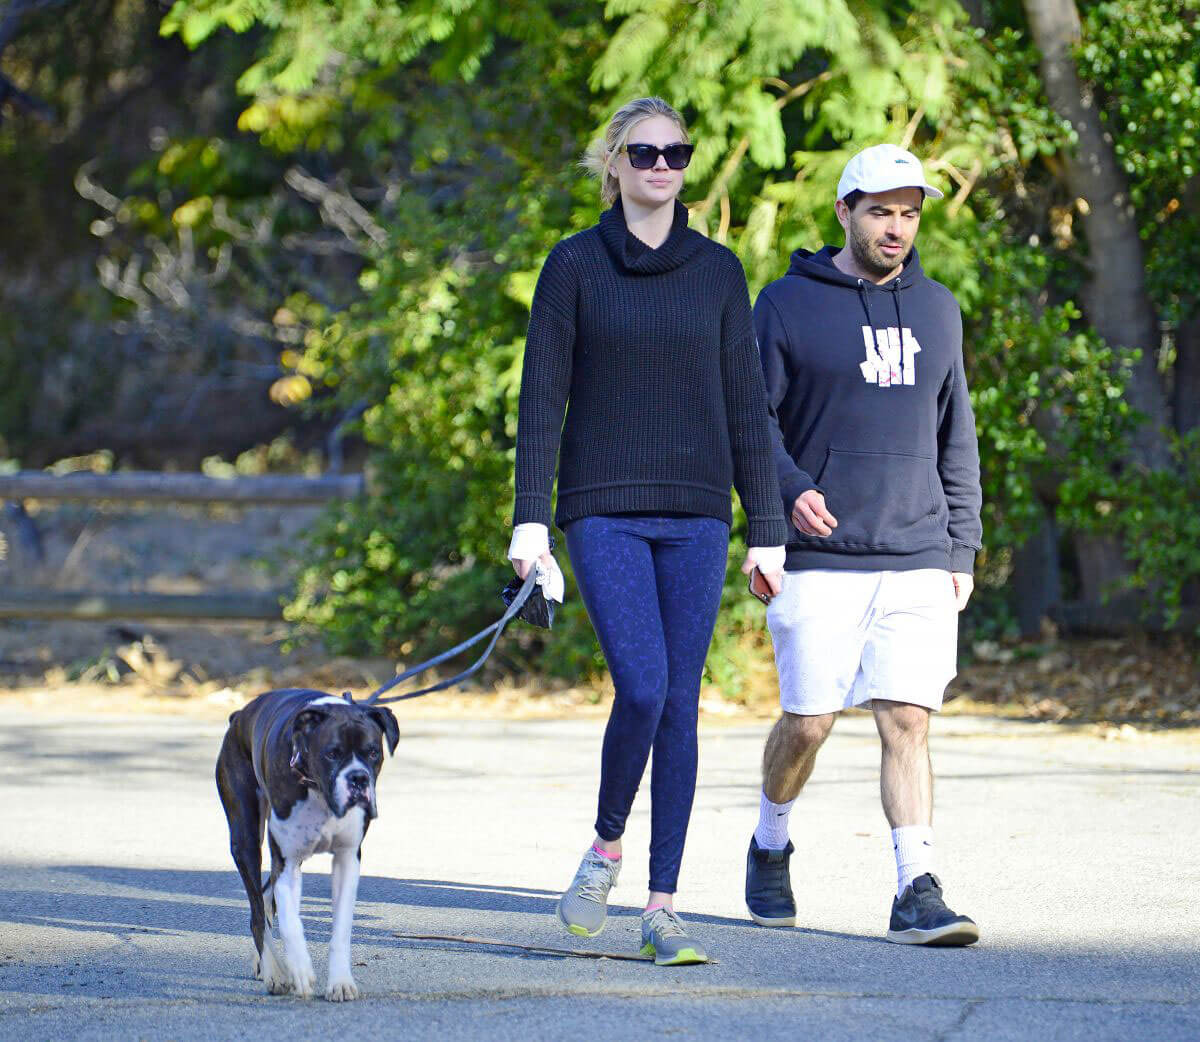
top-left (344, 769), bottom-right (377, 819)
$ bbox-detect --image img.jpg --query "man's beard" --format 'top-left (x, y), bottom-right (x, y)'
top-left (848, 220), bottom-right (909, 278)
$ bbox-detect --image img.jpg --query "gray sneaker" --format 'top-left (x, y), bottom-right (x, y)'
top-left (556, 848), bottom-right (621, 937)
top-left (639, 907), bottom-right (708, 966)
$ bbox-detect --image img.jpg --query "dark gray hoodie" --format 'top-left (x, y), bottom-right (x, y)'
top-left (755, 245), bottom-right (982, 574)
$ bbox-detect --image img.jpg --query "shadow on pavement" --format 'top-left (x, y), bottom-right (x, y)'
top-left (1, 863), bottom-right (1197, 1009)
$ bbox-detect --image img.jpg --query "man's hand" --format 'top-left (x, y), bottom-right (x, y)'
top-left (792, 490), bottom-right (838, 537)
top-left (951, 572), bottom-right (974, 612)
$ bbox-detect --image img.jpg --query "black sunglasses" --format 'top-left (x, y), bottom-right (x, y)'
top-left (620, 142), bottom-right (695, 170)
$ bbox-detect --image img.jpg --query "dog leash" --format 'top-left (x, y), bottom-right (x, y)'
top-left (359, 568), bottom-right (539, 705)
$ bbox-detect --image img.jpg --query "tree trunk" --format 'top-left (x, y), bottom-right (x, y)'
top-left (1070, 531), bottom-right (1134, 606)
top-left (1175, 315), bottom-right (1200, 435)
top-left (958, 0), bottom-right (989, 29)
top-left (1021, 0), bottom-right (1172, 469)
top-left (1009, 510), bottom-right (1061, 638)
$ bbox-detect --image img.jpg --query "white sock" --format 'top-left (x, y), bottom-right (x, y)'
top-left (754, 791), bottom-right (795, 850)
top-left (892, 825), bottom-right (935, 896)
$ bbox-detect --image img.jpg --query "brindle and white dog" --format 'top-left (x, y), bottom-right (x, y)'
top-left (216, 688), bottom-right (399, 1001)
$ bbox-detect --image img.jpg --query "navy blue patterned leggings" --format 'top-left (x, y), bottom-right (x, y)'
top-left (565, 514), bottom-right (729, 894)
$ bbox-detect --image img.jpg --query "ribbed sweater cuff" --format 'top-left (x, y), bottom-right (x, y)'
top-left (747, 516), bottom-right (791, 548)
top-left (513, 493), bottom-right (553, 528)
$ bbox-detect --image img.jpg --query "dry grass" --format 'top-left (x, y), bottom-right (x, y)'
top-left (2, 616), bottom-right (1195, 732)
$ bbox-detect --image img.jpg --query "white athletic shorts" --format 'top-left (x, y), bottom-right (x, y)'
top-left (766, 568), bottom-right (958, 716)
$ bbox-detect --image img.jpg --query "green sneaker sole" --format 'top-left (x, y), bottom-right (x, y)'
top-left (557, 905), bottom-right (604, 938)
top-left (639, 943), bottom-right (708, 966)
top-left (567, 923), bottom-right (602, 937)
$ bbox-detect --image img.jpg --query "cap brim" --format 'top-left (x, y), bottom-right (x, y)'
top-left (841, 180), bottom-right (945, 201)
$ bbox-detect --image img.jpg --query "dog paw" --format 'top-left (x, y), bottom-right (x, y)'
top-left (263, 963), bottom-right (291, 995)
top-left (252, 952), bottom-right (262, 980)
top-left (259, 944), bottom-right (290, 994)
top-left (289, 966), bottom-right (317, 999)
top-left (325, 975), bottom-right (359, 1002)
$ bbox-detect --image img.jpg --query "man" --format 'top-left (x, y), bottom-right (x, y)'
top-left (744, 143), bottom-right (983, 946)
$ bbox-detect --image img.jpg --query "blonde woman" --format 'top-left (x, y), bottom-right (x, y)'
top-left (509, 97), bottom-right (788, 965)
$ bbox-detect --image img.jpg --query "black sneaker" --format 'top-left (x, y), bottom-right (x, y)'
top-left (745, 835), bottom-right (797, 927)
top-left (887, 873), bottom-right (980, 946)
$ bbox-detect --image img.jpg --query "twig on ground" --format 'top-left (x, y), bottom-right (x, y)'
top-left (392, 931), bottom-right (661, 962)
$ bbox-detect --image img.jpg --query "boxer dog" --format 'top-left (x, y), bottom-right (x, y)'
top-left (216, 688), bottom-right (399, 1001)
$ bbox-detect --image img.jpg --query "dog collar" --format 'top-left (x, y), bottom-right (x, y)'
top-left (289, 748), bottom-right (317, 788)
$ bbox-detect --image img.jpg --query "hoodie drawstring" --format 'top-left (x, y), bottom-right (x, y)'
top-left (890, 281), bottom-right (907, 383)
top-left (890, 279), bottom-right (905, 334)
top-left (856, 277), bottom-right (910, 384)
top-left (856, 278), bottom-right (875, 330)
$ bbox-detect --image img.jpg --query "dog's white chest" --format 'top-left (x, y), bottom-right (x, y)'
top-left (269, 793), bottom-right (364, 861)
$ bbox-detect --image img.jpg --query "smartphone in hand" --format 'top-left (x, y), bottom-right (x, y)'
top-left (748, 566), bottom-right (774, 605)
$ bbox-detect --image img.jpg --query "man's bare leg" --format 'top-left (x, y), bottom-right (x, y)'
top-left (874, 698), bottom-right (935, 895)
top-left (873, 699), bottom-right (932, 828)
top-left (874, 698), bottom-right (978, 945)
top-left (746, 711), bottom-right (836, 927)
top-left (762, 710), bottom-right (837, 804)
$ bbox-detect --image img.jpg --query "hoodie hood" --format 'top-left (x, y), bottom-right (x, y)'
top-left (786, 243), bottom-right (924, 285)
top-left (598, 196), bottom-right (704, 275)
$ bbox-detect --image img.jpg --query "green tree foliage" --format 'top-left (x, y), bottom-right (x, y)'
top-left (967, 0), bottom-right (1200, 622)
top-left (67, 0), bottom-right (1200, 676)
top-left (0, 0), bottom-right (170, 457)
top-left (271, 6), bottom-right (613, 678)
top-left (1076, 0), bottom-right (1200, 322)
top-left (0, 0), bottom-right (297, 465)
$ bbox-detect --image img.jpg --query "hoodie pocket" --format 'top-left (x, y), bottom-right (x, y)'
top-left (812, 447), bottom-right (946, 553)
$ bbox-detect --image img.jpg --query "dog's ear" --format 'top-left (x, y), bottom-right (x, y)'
top-left (294, 707), bottom-right (328, 735)
top-left (367, 706), bottom-right (400, 755)
top-left (289, 707), bottom-right (329, 778)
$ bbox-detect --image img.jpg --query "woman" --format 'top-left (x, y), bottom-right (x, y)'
top-left (509, 97), bottom-right (788, 965)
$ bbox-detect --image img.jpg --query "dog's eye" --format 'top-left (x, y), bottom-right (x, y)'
top-left (367, 748), bottom-right (381, 761)
top-left (325, 748), bottom-right (341, 761)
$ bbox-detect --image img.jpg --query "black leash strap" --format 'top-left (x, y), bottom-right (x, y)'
top-left (361, 569), bottom-right (538, 705)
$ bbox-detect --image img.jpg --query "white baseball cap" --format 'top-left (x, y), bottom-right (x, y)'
top-left (836, 143), bottom-right (944, 201)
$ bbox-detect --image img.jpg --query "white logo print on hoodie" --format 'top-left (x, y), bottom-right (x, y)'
top-left (860, 326), bottom-right (921, 387)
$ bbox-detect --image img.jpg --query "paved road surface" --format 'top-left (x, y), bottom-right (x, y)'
top-left (1, 708), bottom-right (1197, 1040)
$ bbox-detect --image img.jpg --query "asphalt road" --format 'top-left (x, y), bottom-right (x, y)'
top-left (1, 708), bottom-right (1197, 1040)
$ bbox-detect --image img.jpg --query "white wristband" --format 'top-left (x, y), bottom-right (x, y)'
top-left (748, 545), bottom-right (786, 574)
top-left (508, 523), bottom-right (550, 562)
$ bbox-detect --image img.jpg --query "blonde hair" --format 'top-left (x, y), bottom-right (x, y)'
top-left (581, 97), bottom-right (689, 206)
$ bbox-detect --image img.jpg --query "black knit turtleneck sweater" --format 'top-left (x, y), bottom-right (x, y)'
top-left (514, 198), bottom-right (789, 548)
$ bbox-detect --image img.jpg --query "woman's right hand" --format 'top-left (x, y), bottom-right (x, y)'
top-left (513, 552), bottom-right (556, 580)
top-left (508, 522), bottom-right (552, 578)
top-left (508, 523), bottom-right (565, 602)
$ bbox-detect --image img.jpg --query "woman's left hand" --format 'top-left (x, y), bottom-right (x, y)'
top-left (743, 545), bottom-right (785, 597)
